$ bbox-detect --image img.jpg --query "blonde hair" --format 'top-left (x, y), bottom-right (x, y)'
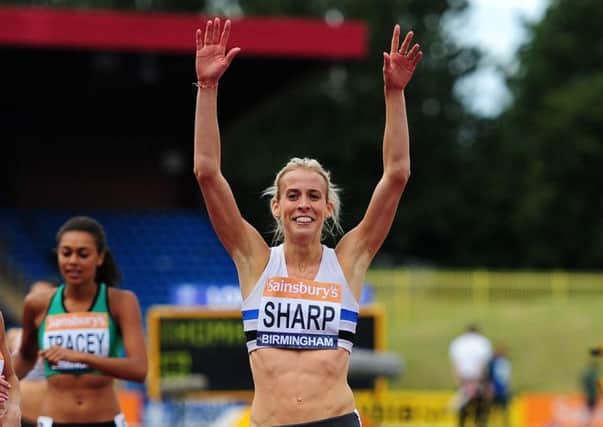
top-left (263, 157), bottom-right (343, 243)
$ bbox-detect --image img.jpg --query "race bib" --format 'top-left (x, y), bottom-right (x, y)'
top-left (256, 277), bottom-right (342, 350)
top-left (43, 312), bottom-right (110, 370)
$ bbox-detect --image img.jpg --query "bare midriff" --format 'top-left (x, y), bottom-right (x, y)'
top-left (249, 347), bottom-right (355, 427)
top-left (42, 374), bottom-right (121, 423)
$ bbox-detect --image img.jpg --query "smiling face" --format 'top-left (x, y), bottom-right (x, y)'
top-left (271, 168), bottom-right (333, 244)
top-left (57, 230), bottom-right (104, 287)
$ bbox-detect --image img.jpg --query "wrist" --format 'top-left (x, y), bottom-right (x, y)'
top-left (384, 87), bottom-right (405, 101)
top-left (76, 351), bottom-right (90, 364)
top-left (384, 84), bottom-right (404, 94)
top-left (194, 80), bottom-right (218, 89)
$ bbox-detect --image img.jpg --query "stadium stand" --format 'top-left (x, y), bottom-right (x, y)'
top-left (0, 209), bottom-right (238, 316)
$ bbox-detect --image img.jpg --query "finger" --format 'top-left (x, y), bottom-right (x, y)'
top-left (225, 47), bottom-right (241, 65)
top-left (195, 29), bottom-right (202, 50)
top-left (212, 17), bottom-right (221, 44)
top-left (400, 31), bottom-right (414, 55)
top-left (44, 353), bottom-right (59, 362)
top-left (411, 49), bottom-right (423, 67)
top-left (220, 19), bottom-right (231, 47)
top-left (203, 20), bottom-right (212, 45)
top-left (407, 43), bottom-right (421, 60)
top-left (390, 24), bottom-right (400, 54)
top-left (383, 52), bottom-right (391, 71)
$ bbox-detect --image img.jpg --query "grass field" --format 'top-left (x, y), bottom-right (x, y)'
top-left (369, 271), bottom-right (603, 394)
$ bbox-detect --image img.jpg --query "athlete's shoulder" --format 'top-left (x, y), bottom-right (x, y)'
top-left (107, 287), bottom-right (140, 309)
top-left (23, 286), bottom-right (56, 313)
top-left (107, 286), bottom-right (136, 298)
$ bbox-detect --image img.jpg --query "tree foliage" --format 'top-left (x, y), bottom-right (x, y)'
top-left (496, 0), bottom-right (603, 268)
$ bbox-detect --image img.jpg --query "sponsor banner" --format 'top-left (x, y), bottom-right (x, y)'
top-left (133, 387), bottom-right (603, 427)
top-left (170, 284), bottom-right (242, 308)
top-left (355, 390), bottom-right (457, 427)
top-left (522, 393), bottom-right (603, 427)
top-left (355, 390), bottom-right (520, 427)
top-left (142, 397), bottom-right (248, 427)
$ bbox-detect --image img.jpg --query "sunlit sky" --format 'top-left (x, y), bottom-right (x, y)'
top-left (449, 0), bottom-right (550, 116)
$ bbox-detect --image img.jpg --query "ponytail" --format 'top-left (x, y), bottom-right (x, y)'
top-left (96, 248), bottom-right (121, 287)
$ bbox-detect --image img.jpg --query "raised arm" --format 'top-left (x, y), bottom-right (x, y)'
top-left (39, 290), bottom-right (147, 382)
top-left (193, 18), bottom-right (269, 291)
top-left (337, 25), bottom-right (422, 294)
top-left (0, 312), bottom-right (21, 427)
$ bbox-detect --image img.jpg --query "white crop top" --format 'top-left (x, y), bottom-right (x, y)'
top-left (241, 244), bottom-right (360, 353)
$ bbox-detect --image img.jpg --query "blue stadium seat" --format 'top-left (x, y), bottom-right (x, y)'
top-left (0, 209), bottom-right (238, 316)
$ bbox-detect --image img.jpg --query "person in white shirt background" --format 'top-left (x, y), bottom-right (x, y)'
top-left (449, 323), bottom-right (493, 427)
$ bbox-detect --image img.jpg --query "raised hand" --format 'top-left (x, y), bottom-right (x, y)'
top-left (195, 18), bottom-right (241, 87)
top-left (383, 25), bottom-right (422, 91)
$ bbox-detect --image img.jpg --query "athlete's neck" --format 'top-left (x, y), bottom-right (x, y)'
top-left (283, 242), bottom-right (323, 279)
top-left (64, 280), bottom-right (98, 302)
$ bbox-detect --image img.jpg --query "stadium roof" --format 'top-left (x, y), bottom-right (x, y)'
top-left (0, 6), bottom-right (367, 59)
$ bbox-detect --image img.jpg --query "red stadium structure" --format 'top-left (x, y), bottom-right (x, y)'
top-left (0, 6), bottom-right (368, 210)
top-left (0, 6), bottom-right (367, 58)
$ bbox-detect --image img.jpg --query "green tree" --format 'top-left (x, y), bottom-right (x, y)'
top-left (497, 0), bottom-right (603, 268)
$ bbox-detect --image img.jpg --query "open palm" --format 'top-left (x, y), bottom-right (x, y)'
top-left (195, 18), bottom-right (240, 85)
top-left (383, 25), bottom-right (422, 91)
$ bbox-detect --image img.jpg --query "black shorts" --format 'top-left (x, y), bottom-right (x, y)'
top-left (279, 411), bottom-right (362, 427)
top-left (21, 418), bottom-right (37, 427)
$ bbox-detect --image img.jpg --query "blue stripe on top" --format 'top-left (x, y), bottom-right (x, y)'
top-left (244, 308), bottom-right (358, 323)
top-left (242, 309), bottom-right (259, 321)
top-left (340, 309), bottom-right (359, 322)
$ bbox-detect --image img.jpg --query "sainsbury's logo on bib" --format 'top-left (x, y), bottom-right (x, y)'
top-left (264, 277), bottom-right (341, 302)
top-left (46, 312), bottom-right (108, 331)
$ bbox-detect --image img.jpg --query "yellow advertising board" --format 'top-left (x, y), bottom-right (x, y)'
top-left (230, 390), bottom-right (519, 427)
top-left (355, 390), bottom-right (457, 427)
